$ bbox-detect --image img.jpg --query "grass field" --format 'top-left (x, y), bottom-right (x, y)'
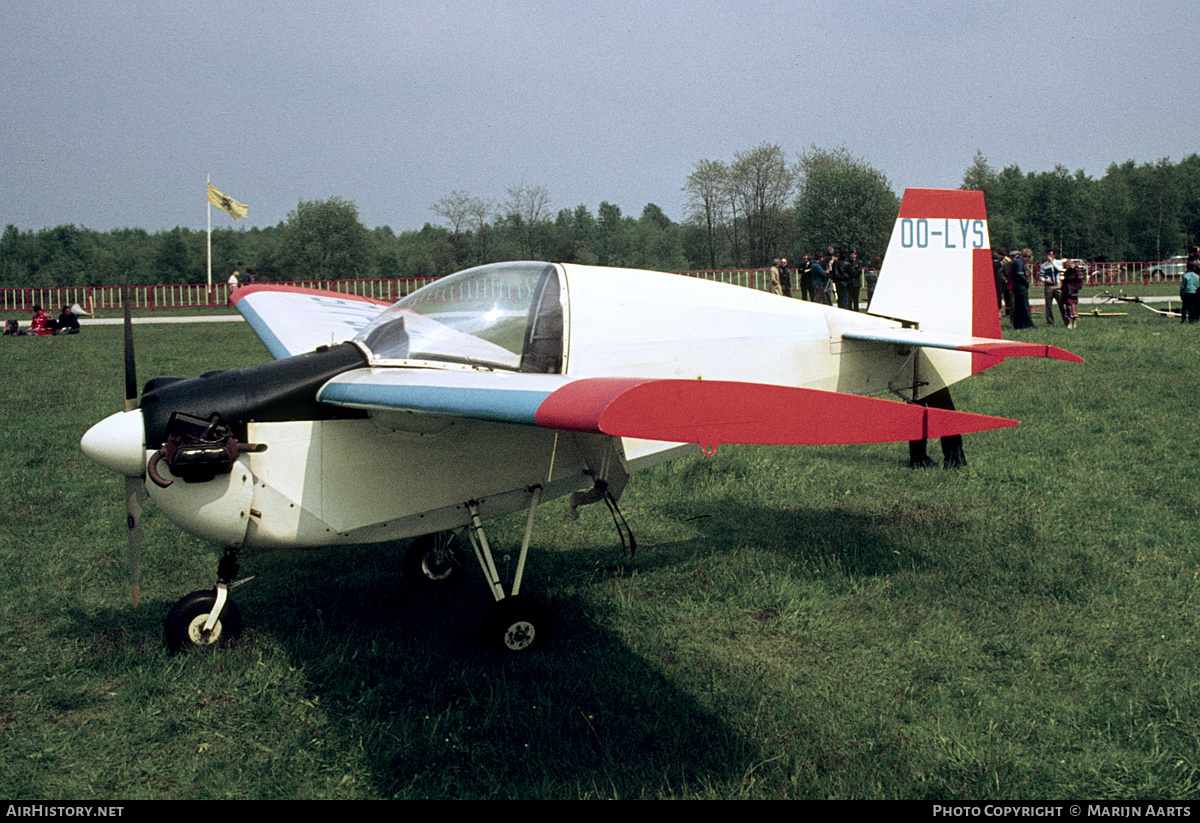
top-left (1, 303), bottom-right (1198, 799)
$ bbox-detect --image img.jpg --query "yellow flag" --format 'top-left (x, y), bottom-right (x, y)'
top-left (207, 183), bottom-right (248, 221)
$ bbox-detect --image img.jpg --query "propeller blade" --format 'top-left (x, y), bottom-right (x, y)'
top-left (122, 276), bottom-right (143, 607)
top-left (123, 278), bottom-right (137, 412)
top-left (125, 475), bottom-right (143, 609)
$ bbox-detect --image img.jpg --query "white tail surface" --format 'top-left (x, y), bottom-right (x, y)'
top-left (869, 189), bottom-right (998, 341)
top-left (867, 189), bottom-right (1003, 394)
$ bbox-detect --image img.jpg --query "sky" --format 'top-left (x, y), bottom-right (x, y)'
top-left (2, 0), bottom-right (1197, 234)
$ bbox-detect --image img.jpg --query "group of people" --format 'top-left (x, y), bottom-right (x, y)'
top-left (767, 249), bottom-right (879, 311)
top-left (994, 248), bottom-right (1085, 331)
top-left (4, 304), bottom-right (82, 337)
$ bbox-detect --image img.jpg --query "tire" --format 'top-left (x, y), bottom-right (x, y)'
top-left (479, 595), bottom-right (550, 653)
top-left (164, 589), bottom-right (243, 653)
top-left (403, 531), bottom-right (466, 585)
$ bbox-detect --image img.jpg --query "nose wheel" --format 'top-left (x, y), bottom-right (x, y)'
top-left (163, 548), bottom-right (246, 653)
top-left (164, 589), bottom-right (243, 652)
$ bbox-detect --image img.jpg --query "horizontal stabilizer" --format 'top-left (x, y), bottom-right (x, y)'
top-left (842, 327), bottom-right (1084, 363)
top-left (536, 377), bottom-right (1018, 450)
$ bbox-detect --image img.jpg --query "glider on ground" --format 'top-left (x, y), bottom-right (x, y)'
top-left (81, 189), bottom-right (1081, 653)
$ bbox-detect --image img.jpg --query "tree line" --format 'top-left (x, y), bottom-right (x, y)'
top-left (963, 152), bottom-right (1200, 262)
top-left (3, 147), bottom-right (1198, 290)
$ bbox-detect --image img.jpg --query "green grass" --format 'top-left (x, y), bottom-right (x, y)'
top-left (1, 309), bottom-right (1198, 799)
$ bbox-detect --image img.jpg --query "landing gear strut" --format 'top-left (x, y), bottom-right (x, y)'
top-left (463, 487), bottom-right (551, 652)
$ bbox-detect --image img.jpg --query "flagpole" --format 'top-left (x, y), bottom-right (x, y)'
top-left (206, 173), bottom-right (213, 306)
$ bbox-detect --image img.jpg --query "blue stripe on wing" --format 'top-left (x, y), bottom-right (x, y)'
top-left (318, 379), bottom-right (555, 426)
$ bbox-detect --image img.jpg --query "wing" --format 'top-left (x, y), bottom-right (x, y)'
top-left (232, 285), bottom-right (390, 359)
top-left (317, 368), bottom-right (1018, 452)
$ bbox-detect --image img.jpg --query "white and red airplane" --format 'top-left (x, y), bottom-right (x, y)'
top-left (81, 189), bottom-right (1080, 653)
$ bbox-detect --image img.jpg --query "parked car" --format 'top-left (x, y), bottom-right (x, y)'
top-left (1148, 256), bottom-right (1188, 280)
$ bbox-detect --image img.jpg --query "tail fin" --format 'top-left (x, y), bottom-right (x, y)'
top-left (868, 189), bottom-right (999, 341)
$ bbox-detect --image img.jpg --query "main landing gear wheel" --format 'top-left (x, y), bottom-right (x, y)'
top-left (164, 589), bottom-right (243, 653)
top-left (480, 595), bottom-right (550, 653)
top-left (404, 531), bottom-right (467, 585)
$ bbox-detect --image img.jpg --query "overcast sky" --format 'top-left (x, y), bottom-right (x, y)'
top-left (3, 0), bottom-right (1196, 234)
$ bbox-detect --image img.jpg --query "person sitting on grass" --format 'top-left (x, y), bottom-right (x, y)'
top-left (55, 305), bottom-right (81, 335)
top-left (27, 306), bottom-right (51, 336)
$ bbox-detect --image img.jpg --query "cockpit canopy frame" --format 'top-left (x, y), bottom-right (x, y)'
top-left (355, 262), bottom-right (566, 374)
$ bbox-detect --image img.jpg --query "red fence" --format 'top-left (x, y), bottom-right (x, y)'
top-left (1085, 261), bottom-right (1187, 285)
top-left (0, 277), bottom-right (439, 314)
top-left (0, 262), bottom-right (1184, 314)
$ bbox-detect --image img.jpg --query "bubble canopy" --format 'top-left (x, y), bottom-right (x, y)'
top-left (355, 262), bottom-right (564, 374)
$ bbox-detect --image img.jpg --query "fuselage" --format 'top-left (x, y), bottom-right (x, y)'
top-left (84, 262), bottom-right (936, 551)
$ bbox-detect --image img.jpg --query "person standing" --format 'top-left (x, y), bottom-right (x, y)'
top-left (1040, 250), bottom-right (1063, 326)
top-left (844, 250), bottom-right (862, 311)
top-left (998, 249), bottom-right (1014, 318)
top-left (227, 269), bottom-right (240, 305)
top-left (810, 253), bottom-right (830, 305)
top-left (767, 259), bottom-right (783, 296)
top-left (830, 247), bottom-right (854, 311)
top-left (1010, 250), bottom-right (1035, 329)
top-left (1181, 261), bottom-right (1199, 324)
top-left (799, 254), bottom-right (814, 302)
top-left (1061, 259), bottom-right (1085, 329)
top-left (865, 257), bottom-right (881, 309)
top-left (778, 257), bottom-right (792, 298)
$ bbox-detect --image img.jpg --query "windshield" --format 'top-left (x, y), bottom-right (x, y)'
top-left (356, 262), bottom-right (564, 373)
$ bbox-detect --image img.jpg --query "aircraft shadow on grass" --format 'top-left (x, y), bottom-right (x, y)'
top-left (52, 541), bottom-right (758, 798)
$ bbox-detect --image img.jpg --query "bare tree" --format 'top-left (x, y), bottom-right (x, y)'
top-left (729, 143), bottom-right (795, 265)
top-left (683, 159), bottom-right (730, 269)
top-left (465, 196), bottom-right (495, 233)
top-left (503, 183), bottom-right (552, 257)
top-left (503, 183), bottom-right (552, 225)
top-left (431, 190), bottom-right (491, 236)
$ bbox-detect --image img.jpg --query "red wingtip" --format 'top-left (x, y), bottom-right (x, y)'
top-left (961, 340), bottom-right (1084, 364)
top-left (924, 406), bottom-right (1018, 439)
top-left (1047, 345), bottom-right (1085, 363)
